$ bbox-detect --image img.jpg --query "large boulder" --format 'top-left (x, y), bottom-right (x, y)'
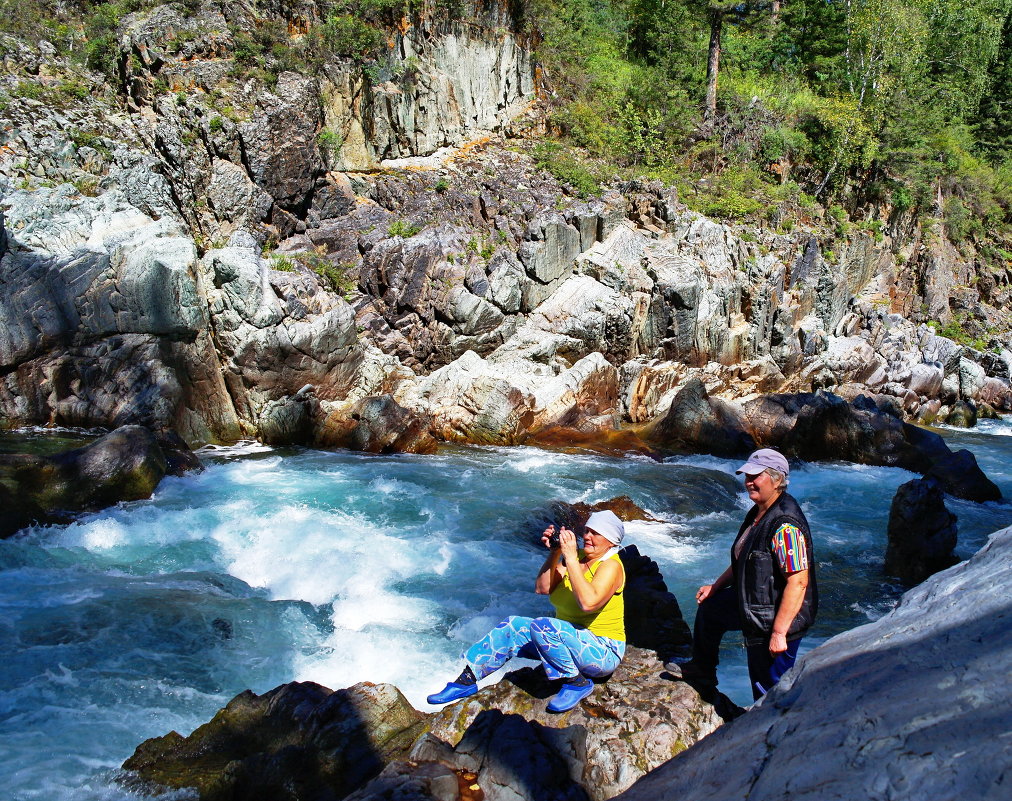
top-left (0, 425), bottom-right (178, 536)
top-left (612, 524), bottom-right (1012, 801)
top-left (923, 448), bottom-right (1002, 503)
top-left (641, 377), bottom-right (755, 455)
top-left (122, 681), bottom-right (427, 801)
top-left (885, 477), bottom-right (959, 584)
top-left (419, 646), bottom-right (725, 801)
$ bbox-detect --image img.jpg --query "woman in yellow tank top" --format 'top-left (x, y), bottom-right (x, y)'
top-left (427, 510), bottom-right (627, 713)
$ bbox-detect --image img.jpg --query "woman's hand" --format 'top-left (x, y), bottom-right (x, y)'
top-left (542, 525), bottom-right (557, 549)
top-left (696, 584), bottom-right (714, 604)
top-left (558, 526), bottom-right (579, 561)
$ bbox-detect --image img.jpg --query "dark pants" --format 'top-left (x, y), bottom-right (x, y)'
top-left (692, 586), bottom-right (802, 701)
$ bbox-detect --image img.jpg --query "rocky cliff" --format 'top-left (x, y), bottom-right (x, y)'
top-left (2, 1), bottom-right (1011, 450)
top-left (613, 523), bottom-right (1012, 801)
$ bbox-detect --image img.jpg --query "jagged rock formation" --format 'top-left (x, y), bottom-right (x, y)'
top-left (641, 379), bottom-right (1001, 500)
top-left (612, 524), bottom-right (1012, 801)
top-left (2, 2), bottom-right (1011, 467)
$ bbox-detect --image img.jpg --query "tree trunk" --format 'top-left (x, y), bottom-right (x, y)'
top-left (705, 8), bottom-right (723, 128)
top-left (772, 1), bottom-right (781, 24)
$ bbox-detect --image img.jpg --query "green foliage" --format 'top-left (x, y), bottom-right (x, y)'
top-left (532, 142), bottom-right (603, 198)
top-left (387, 219), bottom-right (423, 237)
top-left (433, 176), bottom-right (449, 193)
top-left (208, 116), bottom-right (224, 133)
top-left (271, 254), bottom-right (296, 272)
top-left (928, 315), bottom-right (990, 350)
top-left (318, 129), bottom-right (344, 154)
top-left (321, 11), bottom-right (385, 58)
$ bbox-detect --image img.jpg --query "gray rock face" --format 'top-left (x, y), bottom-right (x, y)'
top-left (885, 477), bottom-right (958, 584)
top-left (0, 186), bottom-right (241, 443)
top-left (322, 17), bottom-right (535, 170)
top-left (613, 524), bottom-right (1012, 801)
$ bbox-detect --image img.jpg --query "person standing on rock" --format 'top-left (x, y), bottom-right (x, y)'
top-left (427, 510), bottom-right (626, 713)
top-left (665, 448), bottom-right (818, 700)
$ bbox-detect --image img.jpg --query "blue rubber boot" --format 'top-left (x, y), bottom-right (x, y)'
top-left (546, 677), bottom-right (594, 712)
top-left (426, 682), bottom-right (478, 704)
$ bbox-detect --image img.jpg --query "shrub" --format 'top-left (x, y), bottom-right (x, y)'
top-left (532, 142), bottom-right (602, 198)
top-left (387, 219), bottom-right (422, 237)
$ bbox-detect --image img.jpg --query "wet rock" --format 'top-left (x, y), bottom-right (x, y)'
top-left (924, 448), bottom-right (1002, 502)
top-left (641, 378), bottom-right (755, 456)
top-left (944, 399), bottom-right (977, 427)
top-left (885, 478), bottom-right (958, 584)
top-left (343, 760), bottom-right (467, 801)
top-left (123, 681), bottom-right (428, 801)
top-left (0, 425), bottom-right (169, 535)
top-left (613, 524), bottom-right (1012, 801)
top-left (742, 391), bottom-right (921, 468)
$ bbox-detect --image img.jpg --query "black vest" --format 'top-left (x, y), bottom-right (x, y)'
top-left (732, 492), bottom-right (818, 647)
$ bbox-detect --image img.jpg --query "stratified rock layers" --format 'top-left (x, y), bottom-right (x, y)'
top-left (614, 525), bottom-right (1012, 801)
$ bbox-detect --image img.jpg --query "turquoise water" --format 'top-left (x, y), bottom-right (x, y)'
top-left (2, 422), bottom-right (1011, 800)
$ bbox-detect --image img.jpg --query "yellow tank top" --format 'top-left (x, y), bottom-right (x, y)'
top-left (549, 552), bottom-right (625, 641)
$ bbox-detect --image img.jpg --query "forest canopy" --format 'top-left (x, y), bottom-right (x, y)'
top-left (524, 0), bottom-right (1012, 238)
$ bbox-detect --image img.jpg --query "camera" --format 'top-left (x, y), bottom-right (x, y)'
top-left (548, 530), bottom-right (561, 549)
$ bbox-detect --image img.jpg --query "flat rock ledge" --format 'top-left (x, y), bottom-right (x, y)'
top-left (120, 647), bottom-right (729, 801)
top-left (613, 524), bottom-right (1012, 801)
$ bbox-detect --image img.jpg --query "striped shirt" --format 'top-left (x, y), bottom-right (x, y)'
top-left (772, 523), bottom-right (809, 573)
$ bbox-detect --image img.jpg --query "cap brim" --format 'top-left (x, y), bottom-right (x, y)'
top-left (735, 461), bottom-right (764, 475)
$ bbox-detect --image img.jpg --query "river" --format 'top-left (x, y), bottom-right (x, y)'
top-left (2, 421), bottom-right (1011, 800)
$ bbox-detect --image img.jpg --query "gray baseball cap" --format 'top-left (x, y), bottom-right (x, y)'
top-left (735, 448), bottom-right (789, 477)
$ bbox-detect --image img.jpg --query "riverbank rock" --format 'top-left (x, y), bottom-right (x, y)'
top-left (612, 524), bottom-right (1012, 801)
top-left (419, 646), bottom-right (725, 801)
top-left (885, 478), bottom-right (959, 584)
top-left (122, 681), bottom-right (428, 801)
top-left (0, 425), bottom-right (184, 536)
top-left (923, 448), bottom-right (1003, 502)
top-left (121, 544), bottom-right (724, 801)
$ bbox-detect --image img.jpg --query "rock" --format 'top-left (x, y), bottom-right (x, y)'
top-left (924, 449), bottom-right (1002, 502)
top-left (742, 391), bottom-right (938, 470)
top-left (0, 425), bottom-right (168, 535)
top-left (122, 681), bottom-right (428, 801)
top-left (885, 478), bottom-right (958, 584)
top-left (317, 395), bottom-right (438, 454)
top-left (641, 378), bottom-right (755, 456)
top-left (944, 399), bottom-right (977, 427)
top-left (612, 524), bottom-right (1012, 801)
top-left (343, 760), bottom-right (467, 801)
top-left (421, 646), bottom-right (725, 801)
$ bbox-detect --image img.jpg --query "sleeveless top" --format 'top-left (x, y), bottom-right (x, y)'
top-left (549, 552), bottom-right (626, 641)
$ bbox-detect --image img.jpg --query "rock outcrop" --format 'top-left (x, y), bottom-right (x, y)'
top-left (122, 681), bottom-right (429, 801)
top-left (0, 424), bottom-right (197, 537)
top-left (2, 3), bottom-right (1010, 474)
top-left (642, 381), bottom-right (1002, 501)
top-left (612, 524), bottom-right (1012, 801)
top-left (885, 477), bottom-right (959, 584)
top-left (121, 545), bottom-right (723, 801)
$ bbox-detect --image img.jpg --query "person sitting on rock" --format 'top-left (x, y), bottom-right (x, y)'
top-left (427, 510), bottom-right (627, 713)
top-left (665, 448), bottom-right (818, 700)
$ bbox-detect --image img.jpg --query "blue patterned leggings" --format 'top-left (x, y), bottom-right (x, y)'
top-left (463, 615), bottom-right (625, 681)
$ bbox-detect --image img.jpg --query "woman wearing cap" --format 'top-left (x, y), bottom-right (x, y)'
top-left (665, 448), bottom-right (818, 700)
top-left (427, 510), bottom-right (626, 712)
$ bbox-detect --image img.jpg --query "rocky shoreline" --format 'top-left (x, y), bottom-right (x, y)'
top-left (117, 524), bottom-right (1012, 801)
